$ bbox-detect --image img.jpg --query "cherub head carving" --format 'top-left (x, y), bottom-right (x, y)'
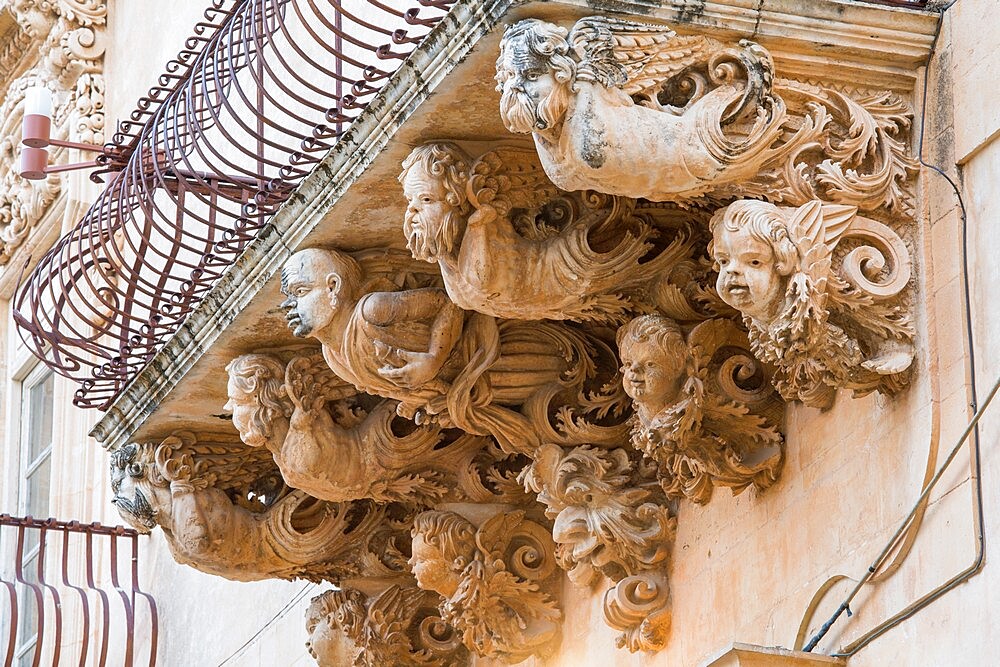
top-left (224, 354), bottom-right (291, 451)
top-left (616, 315), bottom-right (688, 425)
top-left (280, 248), bottom-right (363, 338)
top-left (496, 19), bottom-right (576, 135)
top-left (109, 442), bottom-right (161, 533)
top-left (399, 143), bottom-right (472, 262)
top-left (409, 510), bottom-right (476, 599)
top-left (305, 589), bottom-right (366, 666)
top-left (710, 200), bottom-right (798, 324)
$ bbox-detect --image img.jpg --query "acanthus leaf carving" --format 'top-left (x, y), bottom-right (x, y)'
top-left (603, 571), bottom-right (672, 653)
top-left (710, 199), bottom-right (914, 408)
top-left (409, 508), bottom-right (561, 663)
top-left (306, 585), bottom-right (467, 667)
top-left (496, 17), bottom-right (917, 214)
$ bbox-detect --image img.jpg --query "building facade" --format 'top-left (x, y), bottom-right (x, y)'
top-left (3, 0), bottom-right (1000, 665)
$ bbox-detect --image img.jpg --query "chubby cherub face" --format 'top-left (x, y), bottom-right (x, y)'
top-left (408, 533), bottom-right (461, 599)
top-left (305, 607), bottom-right (359, 666)
top-left (619, 338), bottom-right (686, 423)
top-left (713, 225), bottom-right (788, 323)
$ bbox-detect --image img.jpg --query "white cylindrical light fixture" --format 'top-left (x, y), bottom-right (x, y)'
top-left (22, 85), bottom-right (53, 148)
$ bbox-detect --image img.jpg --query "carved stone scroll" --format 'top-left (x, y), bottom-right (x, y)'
top-left (710, 200), bottom-right (914, 408)
top-left (619, 315), bottom-right (785, 503)
top-left (305, 585), bottom-right (467, 667)
top-left (409, 508), bottom-right (561, 663)
top-left (496, 17), bottom-right (917, 212)
top-left (109, 432), bottom-right (411, 583)
top-left (399, 142), bottom-right (696, 323)
top-left (603, 571), bottom-right (672, 653)
top-left (279, 247), bottom-right (629, 455)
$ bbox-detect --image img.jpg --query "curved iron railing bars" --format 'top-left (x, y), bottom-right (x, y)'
top-left (12, 0), bottom-right (456, 409)
top-left (0, 514), bottom-right (158, 667)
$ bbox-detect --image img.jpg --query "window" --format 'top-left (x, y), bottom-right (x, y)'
top-left (5, 366), bottom-right (54, 667)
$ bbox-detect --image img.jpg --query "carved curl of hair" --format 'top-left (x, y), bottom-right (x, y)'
top-left (226, 354), bottom-right (292, 444)
top-left (399, 143), bottom-right (472, 214)
top-left (708, 201), bottom-right (798, 276)
top-left (412, 510), bottom-right (477, 565)
top-left (497, 19), bottom-right (576, 89)
top-left (617, 315), bottom-right (688, 378)
top-left (306, 588), bottom-right (367, 638)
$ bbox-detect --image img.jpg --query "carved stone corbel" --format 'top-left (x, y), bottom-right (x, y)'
top-left (710, 199), bottom-right (914, 408)
top-left (521, 444), bottom-right (676, 652)
top-left (399, 141), bottom-right (696, 323)
top-left (278, 246), bottom-right (629, 456)
top-left (618, 315), bottom-right (785, 503)
top-left (408, 507), bottom-right (562, 663)
top-left (305, 584), bottom-right (467, 667)
top-left (496, 17), bottom-right (917, 213)
top-left (109, 432), bottom-right (412, 583)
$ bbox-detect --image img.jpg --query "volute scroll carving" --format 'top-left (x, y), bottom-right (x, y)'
top-left (496, 17), bottom-right (918, 213)
top-left (710, 199), bottom-right (914, 408)
top-left (409, 508), bottom-right (562, 663)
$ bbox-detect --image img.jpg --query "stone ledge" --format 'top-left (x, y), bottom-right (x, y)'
top-left (704, 643), bottom-right (846, 667)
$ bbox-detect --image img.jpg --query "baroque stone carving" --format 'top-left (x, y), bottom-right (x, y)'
top-left (711, 200), bottom-right (913, 408)
top-left (305, 585), bottom-right (467, 667)
top-left (399, 142), bottom-right (694, 323)
top-left (409, 508), bottom-right (561, 662)
top-left (225, 351), bottom-right (506, 505)
top-left (603, 571), bottom-right (672, 653)
top-left (279, 246), bottom-right (628, 455)
top-left (0, 0), bottom-right (106, 266)
top-left (109, 432), bottom-right (411, 583)
top-left (619, 315), bottom-right (784, 503)
top-left (496, 17), bottom-right (917, 212)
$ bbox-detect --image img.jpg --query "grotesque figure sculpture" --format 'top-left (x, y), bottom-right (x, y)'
top-left (305, 586), bottom-right (466, 667)
top-left (495, 17), bottom-right (789, 202)
top-left (409, 509), bottom-right (561, 663)
top-left (225, 352), bottom-right (487, 504)
top-left (711, 200), bottom-right (914, 408)
top-left (279, 246), bottom-right (628, 454)
top-left (496, 17), bottom-right (918, 214)
top-left (618, 315), bottom-right (784, 503)
top-left (399, 142), bottom-right (694, 323)
top-left (109, 432), bottom-right (407, 582)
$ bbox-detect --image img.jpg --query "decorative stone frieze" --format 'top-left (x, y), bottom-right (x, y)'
top-left (619, 316), bottom-right (784, 503)
top-left (279, 246), bottom-right (629, 455)
top-left (710, 200), bottom-right (913, 408)
top-left (409, 508), bottom-right (561, 663)
top-left (496, 17), bottom-right (917, 213)
top-left (109, 432), bottom-right (412, 583)
top-left (400, 142), bottom-right (696, 323)
top-left (305, 584), bottom-right (467, 667)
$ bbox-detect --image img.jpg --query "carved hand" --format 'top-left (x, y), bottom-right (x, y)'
top-left (375, 344), bottom-right (442, 389)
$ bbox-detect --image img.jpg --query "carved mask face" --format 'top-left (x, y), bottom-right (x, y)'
top-left (305, 615), bottom-right (359, 666)
top-left (713, 225), bottom-right (787, 323)
top-left (408, 534), bottom-right (460, 599)
top-left (620, 341), bottom-right (686, 420)
top-left (402, 166), bottom-right (460, 262)
top-left (497, 45), bottom-right (566, 135)
top-left (280, 252), bottom-right (339, 338)
top-left (109, 445), bottom-right (156, 533)
top-left (224, 378), bottom-right (272, 449)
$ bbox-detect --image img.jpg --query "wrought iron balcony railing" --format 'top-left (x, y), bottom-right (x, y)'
top-left (0, 514), bottom-right (157, 667)
top-left (12, 0), bottom-right (456, 409)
